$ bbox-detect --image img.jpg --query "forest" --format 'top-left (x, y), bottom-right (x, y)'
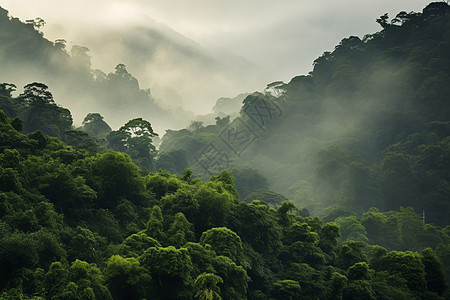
top-left (1, 2), bottom-right (450, 300)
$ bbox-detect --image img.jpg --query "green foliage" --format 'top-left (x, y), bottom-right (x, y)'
top-left (193, 180), bottom-right (235, 234)
top-left (155, 2), bottom-right (450, 229)
top-left (81, 113), bottom-right (111, 139)
top-left (145, 205), bottom-right (166, 243)
top-left (336, 241), bottom-right (368, 270)
top-left (107, 118), bottom-right (158, 169)
top-left (318, 222), bottom-right (340, 254)
top-left (229, 201), bottom-right (282, 256)
top-left (328, 271), bottom-right (347, 300)
top-left (230, 167), bottom-right (269, 199)
top-left (211, 255), bottom-right (249, 300)
top-left (200, 227), bottom-right (243, 264)
top-left (167, 212), bottom-right (195, 247)
top-left (284, 263), bottom-right (326, 299)
top-left (194, 273), bottom-right (223, 300)
top-left (88, 151), bottom-right (148, 208)
top-left (420, 248), bottom-right (447, 296)
top-left (342, 280), bottom-right (376, 300)
top-left (1, 2), bottom-right (450, 298)
top-left (104, 255), bottom-right (151, 300)
top-left (269, 280), bottom-right (301, 300)
top-left (64, 226), bottom-right (106, 264)
top-left (348, 262), bottom-right (372, 281)
top-left (377, 250), bottom-right (427, 293)
top-left (155, 149), bottom-right (188, 174)
top-left (119, 231), bottom-right (161, 258)
top-left (139, 246), bottom-right (194, 299)
top-left (0, 82), bottom-right (74, 140)
top-left (335, 215), bottom-right (368, 243)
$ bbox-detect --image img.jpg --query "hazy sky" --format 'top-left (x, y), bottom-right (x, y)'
top-left (0, 0), bottom-right (433, 82)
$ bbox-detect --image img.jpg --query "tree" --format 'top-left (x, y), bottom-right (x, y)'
top-left (200, 227), bottom-right (243, 264)
top-left (120, 118), bottom-right (157, 138)
top-left (229, 201), bottom-right (282, 257)
top-left (328, 272), bottom-right (347, 300)
top-left (211, 255), bottom-right (249, 299)
top-left (215, 115), bottom-right (230, 128)
top-left (139, 246), bottom-right (194, 299)
top-left (336, 241), bottom-right (368, 270)
top-left (335, 215), bottom-right (368, 243)
top-left (348, 262), bottom-right (372, 281)
top-left (342, 280), bottom-right (375, 300)
top-left (376, 13), bottom-right (390, 29)
top-left (19, 82), bottom-right (54, 105)
top-left (145, 205), bottom-right (166, 243)
top-left (89, 151), bottom-right (147, 208)
top-left (0, 83), bottom-right (16, 98)
top-left (167, 212), bottom-right (195, 247)
top-left (265, 81), bottom-right (287, 98)
top-left (155, 150), bottom-right (188, 174)
top-left (194, 273), bottom-right (223, 300)
top-left (120, 232), bottom-right (161, 258)
top-left (82, 113), bottom-right (111, 138)
top-left (40, 259), bottom-right (112, 300)
top-left (66, 226), bottom-right (106, 264)
top-left (318, 222), bottom-right (340, 254)
top-left (420, 248), bottom-right (447, 296)
top-left (104, 255), bottom-right (152, 300)
top-left (37, 163), bottom-right (96, 221)
top-left (71, 45), bottom-right (91, 70)
top-left (193, 183), bottom-right (234, 235)
top-left (11, 117), bottom-right (23, 132)
top-left (0, 84), bottom-right (18, 118)
top-left (361, 208), bottom-right (393, 248)
top-left (285, 263), bottom-right (326, 298)
top-left (43, 262), bottom-right (69, 298)
top-left (108, 118), bottom-right (158, 169)
top-left (25, 17), bottom-right (45, 31)
top-left (378, 250), bottom-right (427, 293)
top-left (188, 121), bottom-right (204, 133)
top-left (269, 280), bottom-right (301, 300)
top-left (114, 63), bottom-right (133, 80)
top-left (280, 221), bottom-right (325, 268)
top-left (106, 130), bottom-right (128, 152)
top-left (17, 83), bottom-right (73, 138)
top-left (54, 39), bottom-right (67, 50)
top-left (66, 259), bottom-right (112, 300)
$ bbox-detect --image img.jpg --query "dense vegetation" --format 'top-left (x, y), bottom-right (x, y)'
top-left (0, 109), bottom-right (449, 299)
top-left (159, 2), bottom-right (450, 227)
top-left (1, 2), bottom-right (450, 299)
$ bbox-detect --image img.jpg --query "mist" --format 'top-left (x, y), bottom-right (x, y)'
top-left (0, 0), bottom-right (432, 132)
top-left (2, 2), bottom-right (450, 298)
top-left (0, 0), bottom-right (445, 216)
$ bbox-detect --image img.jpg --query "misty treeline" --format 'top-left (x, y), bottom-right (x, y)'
top-left (160, 2), bottom-right (450, 226)
top-left (1, 1), bottom-right (450, 300)
top-left (0, 6), bottom-right (191, 132)
top-left (0, 108), bottom-right (449, 299)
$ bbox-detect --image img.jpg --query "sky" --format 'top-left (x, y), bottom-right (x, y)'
top-left (0, 0), bottom-right (433, 82)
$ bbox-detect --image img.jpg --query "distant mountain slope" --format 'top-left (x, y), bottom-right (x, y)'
top-left (0, 6), bottom-right (195, 132)
top-left (159, 2), bottom-right (450, 225)
top-left (46, 14), bottom-right (271, 113)
top-left (212, 93), bottom-right (250, 117)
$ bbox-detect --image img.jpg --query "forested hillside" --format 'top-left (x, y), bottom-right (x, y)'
top-left (160, 2), bottom-right (450, 226)
top-left (0, 108), bottom-right (449, 299)
top-left (0, 6), bottom-right (190, 132)
top-left (1, 2), bottom-right (450, 300)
